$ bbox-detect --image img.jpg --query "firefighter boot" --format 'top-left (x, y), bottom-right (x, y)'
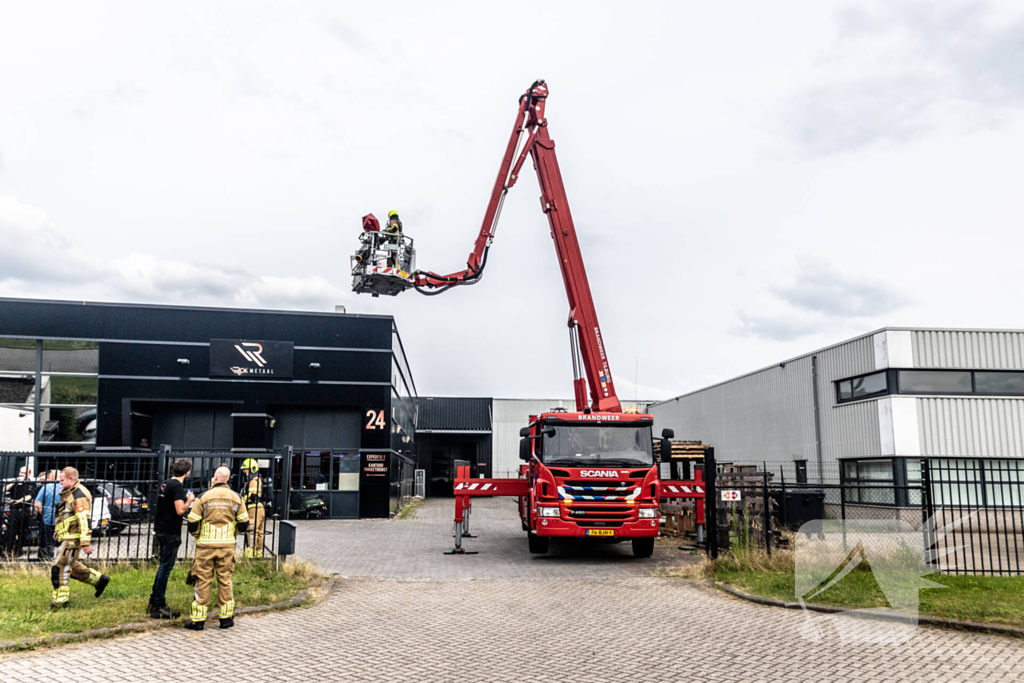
top-left (219, 617), bottom-right (235, 629)
top-left (94, 573), bottom-right (110, 597)
top-left (183, 619), bottom-right (205, 631)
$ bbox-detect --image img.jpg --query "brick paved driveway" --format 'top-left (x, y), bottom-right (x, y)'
top-left (4, 499), bottom-right (1024, 682)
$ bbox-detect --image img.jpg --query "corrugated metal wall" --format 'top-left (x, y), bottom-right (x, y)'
top-left (492, 398), bottom-right (575, 477)
top-left (649, 357), bottom-right (817, 468)
top-left (918, 397), bottom-right (1024, 457)
top-left (648, 331), bottom-right (882, 482)
top-left (912, 330), bottom-right (1024, 369)
top-left (416, 397), bottom-right (492, 431)
top-left (815, 335), bottom-right (880, 466)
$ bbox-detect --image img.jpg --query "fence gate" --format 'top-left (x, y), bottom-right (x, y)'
top-left (1, 450), bottom-right (280, 563)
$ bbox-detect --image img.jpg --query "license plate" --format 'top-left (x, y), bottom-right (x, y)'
top-left (586, 529), bottom-right (614, 537)
top-left (141, 503), bottom-right (148, 508)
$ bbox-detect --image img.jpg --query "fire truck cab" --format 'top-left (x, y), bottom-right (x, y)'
top-left (519, 411), bottom-right (660, 557)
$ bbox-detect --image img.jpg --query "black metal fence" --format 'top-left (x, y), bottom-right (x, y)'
top-left (703, 456), bottom-right (1024, 576)
top-left (0, 450), bottom-right (279, 563)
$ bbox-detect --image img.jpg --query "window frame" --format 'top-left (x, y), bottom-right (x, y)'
top-left (835, 368), bottom-right (1024, 404)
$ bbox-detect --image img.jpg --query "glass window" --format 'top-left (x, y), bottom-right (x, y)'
top-left (303, 452), bottom-right (331, 490)
top-left (795, 460), bottom-right (808, 484)
top-left (541, 424), bottom-right (654, 467)
top-left (851, 371), bottom-right (887, 398)
top-left (898, 370), bottom-right (971, 394)
top-left (974, 372), bottom-right (1024, 395)
top-left (333, 453), bottom-right (360, 491)
top-left (837, 380), bottom-right (853, 402)
top-left (858, 460), bottom-right (894, 480)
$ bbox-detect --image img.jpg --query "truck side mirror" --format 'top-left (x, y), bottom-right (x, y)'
top-left (519, 437), bottom-right (531, 461)
top-left (660, 437), bottom-right (673, 463)
top-left (519, 426), bottom-right (531, 437)
top-left (661, 428), bottom-right (675, 439)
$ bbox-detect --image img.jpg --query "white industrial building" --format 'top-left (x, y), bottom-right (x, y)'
top-left (649, 328), bottom-right (1024, 506)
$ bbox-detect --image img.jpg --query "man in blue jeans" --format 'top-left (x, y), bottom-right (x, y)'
top-left (148, 458), bottom-right (195, 619)
top-left (33, 470), bottom-right (62, 560)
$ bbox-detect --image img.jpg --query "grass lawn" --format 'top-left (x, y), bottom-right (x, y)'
top-left (0, 559), bottom-right (318, 644)
top-left (50, 376), bottom-right (99, 405)
top-left (714, 555), bottom-right (1024, 628)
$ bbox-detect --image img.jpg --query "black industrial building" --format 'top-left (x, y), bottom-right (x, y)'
top-left (414, 397), bottom-right (492, 497)
top-left (0, 298), bottom-right (416, 518)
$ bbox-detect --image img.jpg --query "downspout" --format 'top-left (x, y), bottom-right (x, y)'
top-left (811, 355), bottom-right (824, 484)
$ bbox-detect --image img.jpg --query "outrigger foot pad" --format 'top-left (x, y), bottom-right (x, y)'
top-left (444, 549), bottom-right (478, 555)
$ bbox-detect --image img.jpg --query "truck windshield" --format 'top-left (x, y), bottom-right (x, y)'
top-left (541, 424), bottom-right (654, 467)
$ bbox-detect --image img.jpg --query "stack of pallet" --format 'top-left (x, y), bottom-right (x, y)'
top-left (716, 469), bottom-right (775, 550)
top-left (658, 440), bottom-right (708, 538)
top-left (655, 439), bottom-right (709, 460)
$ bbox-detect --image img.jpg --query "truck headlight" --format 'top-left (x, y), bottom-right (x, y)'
top-left (538, 506), bottom-right (560, 518)
top-left (638, 508), bottom-right (659, 519)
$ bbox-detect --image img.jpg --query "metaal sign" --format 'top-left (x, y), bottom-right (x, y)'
top-left (210, 339), bottom-right (294, 379)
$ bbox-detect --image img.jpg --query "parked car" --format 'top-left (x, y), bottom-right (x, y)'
top-left (79, 481), bottom-right (118, 536)
top-left (1, 478), bottom-right (114, 548)
top-left (93, 482), bottom-right (148, 525)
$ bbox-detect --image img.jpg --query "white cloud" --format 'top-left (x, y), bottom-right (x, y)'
top-left (0, 195), bottom-right (349, 311)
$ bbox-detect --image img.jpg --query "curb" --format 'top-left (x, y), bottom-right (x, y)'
top-left (0, 576), bottom-right (336, 652)
top-left (715, 581), bottom-right (1024, 638)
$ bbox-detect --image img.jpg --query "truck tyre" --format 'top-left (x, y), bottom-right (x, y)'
top-left (631, 537), bottom-right (655, 558)
top-left (528, 533), bottom-right (549, 555)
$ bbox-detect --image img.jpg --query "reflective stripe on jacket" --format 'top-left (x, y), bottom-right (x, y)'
top-left (55, 483), bottom-right (92, 545)
top-left (187, 484), bottom-right (249, 547)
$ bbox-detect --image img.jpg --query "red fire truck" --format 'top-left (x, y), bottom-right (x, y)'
top-left (352, 80), bottom-right (705, 557)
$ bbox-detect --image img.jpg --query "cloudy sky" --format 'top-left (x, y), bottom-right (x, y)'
top-left (2, 1), bottom-right (1023, 401)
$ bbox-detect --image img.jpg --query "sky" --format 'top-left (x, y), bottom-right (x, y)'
top-left (1, 1), bottom-right (1023, 402)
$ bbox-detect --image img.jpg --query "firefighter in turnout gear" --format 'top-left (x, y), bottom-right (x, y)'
top-left (384, 210), bottom-right (402, 267)
top-left (242, 458), bottom-right (265, 558)
top-left (50, 467), bottom-right (110, 609)
top-left (184, 467), bottom-right (249, 630)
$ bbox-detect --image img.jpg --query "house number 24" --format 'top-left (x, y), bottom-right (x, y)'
top-left (365, 409), bottom-right (387, 430)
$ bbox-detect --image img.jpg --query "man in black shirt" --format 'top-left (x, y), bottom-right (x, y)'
top-left (148, 458), bottom-right (195, 618)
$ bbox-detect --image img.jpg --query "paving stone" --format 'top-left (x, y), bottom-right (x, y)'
top-left (3, 499), bottom-right (1023, 682)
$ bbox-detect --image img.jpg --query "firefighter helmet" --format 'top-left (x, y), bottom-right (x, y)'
top-left (241, 458), bottom-right (260, 474)
top-left (388, 209), bottom-right (399, 220)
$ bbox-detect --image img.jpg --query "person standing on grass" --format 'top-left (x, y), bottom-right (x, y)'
top-left (34, 470), bottom-right (62, 560)
top-left (51, 467), bottom-right (110, 609)
top-left (184, 466), bottom-right (248, 631)
top-left (148, 458), bottom-right (195, 619)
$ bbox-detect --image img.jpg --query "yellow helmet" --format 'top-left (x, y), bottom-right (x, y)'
top-left (388, 209), bottom-right (399, 219)
top-left (242, 458), bottom-right (260, 474)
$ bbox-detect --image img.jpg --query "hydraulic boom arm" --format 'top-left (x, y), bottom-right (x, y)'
top-left (413, 80), bottom-right (620, 413)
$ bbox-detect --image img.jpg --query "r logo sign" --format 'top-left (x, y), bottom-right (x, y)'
top-left (720, 489), bottom-right (742, 502)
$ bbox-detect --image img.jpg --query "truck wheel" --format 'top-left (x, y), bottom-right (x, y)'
top-left (631, 537), bottom-right (655, 558)
top-left (528, 533), bottom-right (549, 555)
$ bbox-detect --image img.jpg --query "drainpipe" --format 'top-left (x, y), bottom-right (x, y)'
top-left (811, 355), bottom-right (824, 484)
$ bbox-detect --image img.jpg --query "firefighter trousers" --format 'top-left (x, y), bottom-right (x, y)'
top-left (190, 545), bottom-right (235, 622)
top-left (245, 504), bottom-right (265, 557)
top-left (51, 541), bottom-right (100, 604)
